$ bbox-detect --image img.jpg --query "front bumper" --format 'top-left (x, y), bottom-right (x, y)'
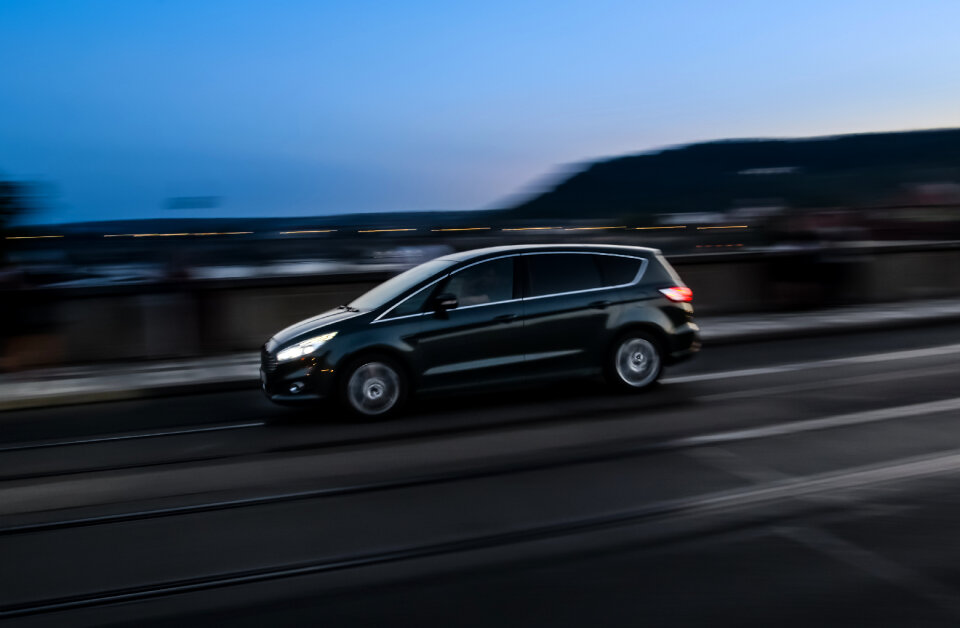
top-left (260, 350), bottom-right (337, 405)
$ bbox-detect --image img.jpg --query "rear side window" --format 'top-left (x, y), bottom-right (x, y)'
top-left (641, 253), bottom-right (684, 285)
top-left (525, 254), bottom-right (603, 297)
top-left (594, 255), bottom-right (643, 286)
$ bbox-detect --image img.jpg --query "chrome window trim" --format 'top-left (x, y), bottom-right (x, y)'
top-left (371, 250), bottom-right (649, 322)
top-left (371, 310), bottom-right (430, 324)
top-left (451, 298), bottom-right (518, 311)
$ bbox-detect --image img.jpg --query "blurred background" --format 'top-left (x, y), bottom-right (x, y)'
top-left (5, 113), bottom-right (960, 367)
top-left (5, 127), bottom-right (960, 367)
top-left (2, 1), bottom-right (960, 368)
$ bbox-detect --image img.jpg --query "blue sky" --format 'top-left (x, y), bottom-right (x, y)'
top-left (2, 0), bottom-right (959, 223)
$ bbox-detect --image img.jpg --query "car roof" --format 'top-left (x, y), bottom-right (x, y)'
top-left (437, 243), bottom-right (662, 263)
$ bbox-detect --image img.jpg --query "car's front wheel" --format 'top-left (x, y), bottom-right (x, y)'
top-left (607, 331), bottom-right (663, 391)
top-left (339, 354), bottom-right (407, 419)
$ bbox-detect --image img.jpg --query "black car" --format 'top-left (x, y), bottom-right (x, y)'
top-left (261, 244), bottom-right (699, 417)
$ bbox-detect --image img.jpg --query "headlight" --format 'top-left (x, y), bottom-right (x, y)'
top-left (276, 332), bottom-right (337, 362)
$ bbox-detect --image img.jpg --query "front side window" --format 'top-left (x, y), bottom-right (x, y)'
top-left (442, 257), bottom-right (515, 307)
top-left (350, 258), bottom-right (454, 312)
top-left (525, 253), bottom-right (603, 297)
top-left (382, 283), bottom-right (437, 319)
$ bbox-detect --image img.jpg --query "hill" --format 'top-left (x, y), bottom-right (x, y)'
top-left (507, 128), bottom-right (960, 220)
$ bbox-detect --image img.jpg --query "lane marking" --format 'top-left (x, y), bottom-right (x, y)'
top-left (663, 342), bottom-right (960, 385)
top-left (672, 396), bottom-right (960, 448)
top-left (785, 526), bottom-right (960, 618)
top-left (691, 446), bottom-right (960, 619)
top-left (6, 394), bottom-right (960, 535)
top-left (0, 422), bottom-right (266, 453)
top-left (700, 363), bottom-right (958, 402)
top-left (681, 448), bottom-right (960, 519)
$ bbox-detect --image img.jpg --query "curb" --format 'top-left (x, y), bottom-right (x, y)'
top-left (3, 309), bottom-right (960, 412)
top-left (701, 308), bottom-right (960, 346)
top-left (0, 379), bottom-right (258, 412)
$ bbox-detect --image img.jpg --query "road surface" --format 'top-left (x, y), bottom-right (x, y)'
top-left (4, 324), bottom-right (960, 626)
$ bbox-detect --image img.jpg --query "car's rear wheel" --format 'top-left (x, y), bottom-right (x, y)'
top-left (340, 355), bottom-right (407, 419)
top-left (607, 331), bottom-right (662, 391)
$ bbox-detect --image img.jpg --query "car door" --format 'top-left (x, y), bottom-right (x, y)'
top-left (520, 252), bottom-right (623, 377)
top-left (414, 256), bottom-right (525, 392)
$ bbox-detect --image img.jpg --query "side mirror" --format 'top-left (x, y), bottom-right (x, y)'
top-left (433, 292), bottom-right (459, 312)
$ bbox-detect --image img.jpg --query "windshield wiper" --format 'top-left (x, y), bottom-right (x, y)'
top-left (337, 304), bottom-right (360, 312)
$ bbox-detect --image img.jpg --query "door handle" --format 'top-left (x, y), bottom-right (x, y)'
top-left (493, 313), bottom-right (518, 323)
top-left (589, 300), bottom-right (612, 309)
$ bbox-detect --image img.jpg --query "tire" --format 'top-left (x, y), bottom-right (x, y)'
top-left (338, 354), bottom-right (408, 419)
top-left (606, 331), bottom-right (663, 392)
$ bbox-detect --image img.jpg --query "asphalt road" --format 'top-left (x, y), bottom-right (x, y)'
top-left (5, 323), bottom-right (960, 626)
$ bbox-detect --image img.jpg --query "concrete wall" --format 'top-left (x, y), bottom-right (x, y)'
top-left (855, 250), bottom-right (960, 301)
top-left (46, 278), bottom-right (386, 363)
top-left (674, 245), bottom-right (960, 313)
top-left (15, 244), bottom-right (960, 364)
top-left (198, 282), bottom-right (379, 352)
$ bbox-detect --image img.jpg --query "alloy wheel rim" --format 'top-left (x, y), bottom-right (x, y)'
top-left (615, 338), bottom-right (659, 387)
top-left (347, 362), bottom-right (400, 415)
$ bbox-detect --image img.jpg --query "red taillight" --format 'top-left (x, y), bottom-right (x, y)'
top-left (659, 286), bottom-right (693, 302)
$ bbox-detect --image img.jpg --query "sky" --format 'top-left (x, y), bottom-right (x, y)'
top-left (2, 0), bottom-right (960, 224)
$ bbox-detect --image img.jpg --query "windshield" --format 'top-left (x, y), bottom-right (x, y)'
top-left (349, 258), bottom-right (454, 311)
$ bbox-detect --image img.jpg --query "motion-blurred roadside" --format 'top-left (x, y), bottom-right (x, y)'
top-left (4, 128), bottom-right (960, 369)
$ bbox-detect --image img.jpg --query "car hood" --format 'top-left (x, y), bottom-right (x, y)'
top-left (268, 308), bottom-right (364, 349)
